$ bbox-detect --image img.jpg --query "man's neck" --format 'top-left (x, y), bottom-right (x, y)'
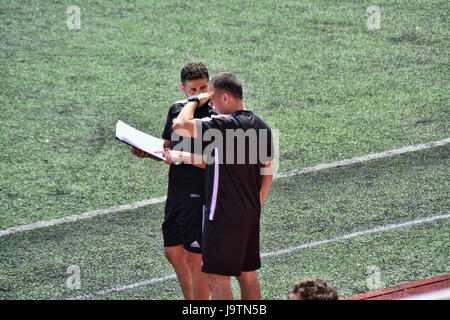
top-left (228, 101), bottom-right (246, 114)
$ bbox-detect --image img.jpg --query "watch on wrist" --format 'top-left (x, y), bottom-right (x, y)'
top-left (173, 151), bottom-right (183, 165)
top-left (187, 95), bottom-right (200, 106)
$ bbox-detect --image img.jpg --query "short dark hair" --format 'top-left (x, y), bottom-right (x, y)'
top-left (180, 62), bottom-right (209, 85)
top-left (288, 279), bottom-right (338, 300)
top-left (209, 72), bottom-right (243, 100)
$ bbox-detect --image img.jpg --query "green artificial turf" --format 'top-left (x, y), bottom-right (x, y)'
top-left (1, 145), bottom-right (447, 299)
top-left (1, 0), bottom-right (448, 228)
top-left (0, 0), bottom-right (448, 300)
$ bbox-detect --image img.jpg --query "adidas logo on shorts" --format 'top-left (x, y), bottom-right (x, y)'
top-left (190, 241), bottom-right (200, 248)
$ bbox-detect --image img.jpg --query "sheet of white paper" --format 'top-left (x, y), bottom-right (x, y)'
top-left (115, 120), bottom-right (166, 161)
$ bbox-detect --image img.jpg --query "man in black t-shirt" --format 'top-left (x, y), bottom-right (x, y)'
top-left (132, 63), bottom-right (214, 300)
top-left (172, 72), bottom-right (274, 300)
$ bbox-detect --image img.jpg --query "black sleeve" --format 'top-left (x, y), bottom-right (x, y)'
top-left (208, 107), bottom-right (218, 116)
top-left (194, 115), bottom-right (235, 136)
top-left (162, 106), bottom-right (174, 140)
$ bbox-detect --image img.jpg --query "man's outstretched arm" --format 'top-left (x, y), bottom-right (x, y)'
top-left (155, 150), bottom-right (207, 169)
top-left (172, 92), bottom-right (212, 138)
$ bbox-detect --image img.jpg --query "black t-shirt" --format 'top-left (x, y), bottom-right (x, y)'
top-left (162, 100), bottom-right (216, 205)
top-left (194, 110), bottom-right (273, 225)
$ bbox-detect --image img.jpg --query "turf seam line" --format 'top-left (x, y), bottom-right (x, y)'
top-left (1, 137), bottom-right (449, 237)
top-left (69, 212), bottom-right (450, 300)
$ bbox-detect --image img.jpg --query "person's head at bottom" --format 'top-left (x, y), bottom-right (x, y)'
top-left (288, 279), bottom-right (338, 300)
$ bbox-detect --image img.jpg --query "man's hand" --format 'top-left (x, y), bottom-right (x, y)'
top-left (197, 91), bottom-right (213, 107)
top-left (154, 150), bottom-right (183, 165)
top-left (131, 147), bottom-right (163, 161)
top-left (173, 91), bottom-right (213, 138)
top-left (154, 150), bottom-right (206, 169)
top-left (131, 147), bottom-right (149, 158)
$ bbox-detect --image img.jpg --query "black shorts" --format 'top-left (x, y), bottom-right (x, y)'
top-left (162, 199), bottom-right (204, 254)
top-left (201, 218), bottom-right (261, 276)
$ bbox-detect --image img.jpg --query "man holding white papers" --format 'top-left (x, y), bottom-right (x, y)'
top-left (172, 72), bottom-right (274, 300)
top-left (132, 62), bottom-right (214, 300)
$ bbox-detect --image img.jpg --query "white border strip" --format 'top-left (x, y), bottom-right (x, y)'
top-left (209, 147), bottom-right (220, 221)
top-left (71, 213), bottom-right (450, 299)
top-left (398, 287), bottom-right (450, 300)
top-left (1, 138), bottom-right (449, 237)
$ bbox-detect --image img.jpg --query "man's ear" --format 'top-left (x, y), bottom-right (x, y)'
top-left (222, 92), bottom-right (230, 104)
top-left (179, 83), bottom-right (186, 95)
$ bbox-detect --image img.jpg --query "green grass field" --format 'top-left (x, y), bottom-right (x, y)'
top-left (0, 0), bottom-right (448, 300)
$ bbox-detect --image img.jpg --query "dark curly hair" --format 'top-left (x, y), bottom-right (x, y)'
top-left (180, 62), bottom-right (209, 85)
top-left (288, 279), bottom-right (338, 300)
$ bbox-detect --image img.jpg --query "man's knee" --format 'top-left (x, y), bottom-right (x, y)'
top-left (184, 251), bottom-right (202, 271)
top-left (164, 246), bottom-right (185, 266)
top-left (236, 271), bottom-right (258, 285)
top-left (205, 273), bottom-right (230, 288)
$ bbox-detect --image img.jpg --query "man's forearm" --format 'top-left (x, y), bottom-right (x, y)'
top-left (183, 152), bottom-right (207, 169)
top-left (172, 102), bottom-right (198, 137)
top-left (172, 92), bottom-right (211, 137)
top-left (169, 151), bottom-right (206, 169)
top-left (260, 161), bottom-right (274, 205)
top-left (176, 101), bottom-right (197, 123)
top-left (260, 174), bottom-right (273, 206)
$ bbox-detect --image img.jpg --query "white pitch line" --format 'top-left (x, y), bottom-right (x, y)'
top-left (274, 138), bottom-right (450, 178)
top-left (260, 213), bottom-right (450, 258)
top-left (0, 197), bottom-right (167, 237)
top-left (1, 138), bottom-right (449, 237)
top-left (70, 212), bottom-right (450, 300)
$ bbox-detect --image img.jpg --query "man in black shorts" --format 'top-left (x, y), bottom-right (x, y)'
top-left (172, 72), bottom-right (274, 299)
top-left (132, 62), bottom-right (214, 299)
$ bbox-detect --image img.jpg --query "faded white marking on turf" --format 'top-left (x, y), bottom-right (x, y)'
top-left (1, 138), bottom-right (449, 237)
top-left (70, 213), bottom-right (450, 300)
top-left (72, 274), bottom-right (177, 300)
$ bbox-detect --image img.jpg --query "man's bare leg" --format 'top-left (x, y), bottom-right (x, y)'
top-left (236, 271), bottom-right (261, 300)
top-left (164, 245), bottom-right (193, 300)
top-left (184, 250), bottom-right (210, 299)
top-left (205, 273), bottom-right (233, 300)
